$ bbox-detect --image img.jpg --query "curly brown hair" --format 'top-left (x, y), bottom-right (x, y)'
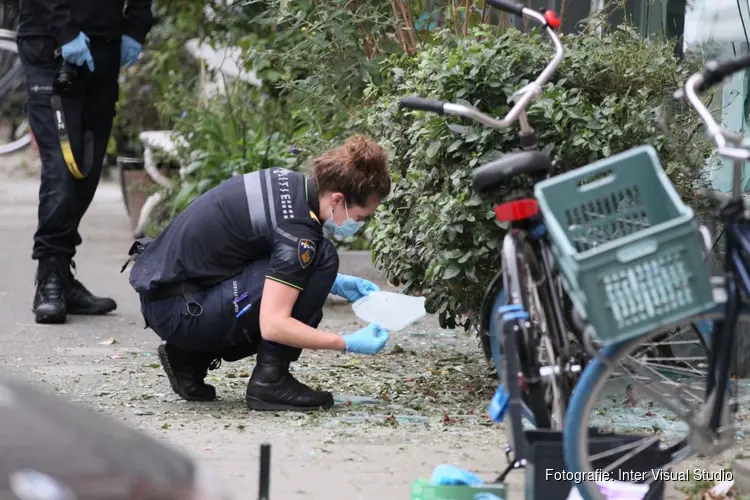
top-left (312, 135), bottom-right (390, 206)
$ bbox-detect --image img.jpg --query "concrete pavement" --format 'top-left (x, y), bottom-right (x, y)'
top-left (0, 172), bottom-right (738, 499)
top-left (0, 174), bottom-right (523, 499)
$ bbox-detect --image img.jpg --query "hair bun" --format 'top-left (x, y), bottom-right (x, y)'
top-left (312, 134), bottom-right (391, 205)
top-left (344, 134), bottom-right (388, 173)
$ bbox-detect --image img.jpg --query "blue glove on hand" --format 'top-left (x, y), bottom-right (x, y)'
top-left (61, 32), bottom-right (94, 72)
top-left (474, 494), bottom-right (502, 500)
top-left (342, 324), bottom-right (389, 355)
top-left (120, 35), bottom-right (142, 67)
top-left (331, 273), bottom-right (379, 302)
top-left (431, 464), bottom-right (484, 486)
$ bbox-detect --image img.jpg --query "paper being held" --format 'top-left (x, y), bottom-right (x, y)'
top-left (352, 291), bottom-right (426, 332)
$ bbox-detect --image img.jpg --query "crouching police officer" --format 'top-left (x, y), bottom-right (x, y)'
top-left (17, 0), bottom-right (153, 324)
top-left (126, 136), bottom-right (392, 412)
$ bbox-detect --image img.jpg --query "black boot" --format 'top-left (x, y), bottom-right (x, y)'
top-left (33, 258), bottom-right (67, 324)
top-left (157, 343), bottom-right (221, 401)
top-left (65, 261), bottom-right (117, 315)
top-left (246, 342), bottom-right (334, 412)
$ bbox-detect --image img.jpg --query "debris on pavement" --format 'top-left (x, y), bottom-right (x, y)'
top-left (703, 480), bottom-right (735, 500)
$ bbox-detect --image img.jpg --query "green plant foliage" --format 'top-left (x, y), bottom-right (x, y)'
top-left (166, 86), bottom-right (301, 216)
top-left (233, 0), bottom-right (401, 155)
top-left (109, 2), bottom-right (204, 158)
top-left (361, 25), bottom-right (713, 331)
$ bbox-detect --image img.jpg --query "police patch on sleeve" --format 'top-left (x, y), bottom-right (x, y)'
top-left (297, 239), bottom-right (316, 269)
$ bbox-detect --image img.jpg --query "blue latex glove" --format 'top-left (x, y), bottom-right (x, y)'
top-left (474, 494), bottom-right (502, 500)
top-left (342, 324), bottom-right (389, 355)
top-left (61, 32), bottom-right (94, 72)
top-left (120, 35), bottom-right (142, 67)
top-left (431, 464), bottom-right (484, 486)
top-left (331, 273), bottom-right (379, 302)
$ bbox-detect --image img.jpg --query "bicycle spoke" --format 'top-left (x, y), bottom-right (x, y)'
top-left (589, 436), bottom-right (661, 474)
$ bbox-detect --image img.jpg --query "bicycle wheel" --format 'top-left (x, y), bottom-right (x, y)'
top-left (0, 29), bottom-right (30, 156)
top-left (564, 297), bottom-right (741, 500)
top-left (496, 231), bottom-right (565, 429)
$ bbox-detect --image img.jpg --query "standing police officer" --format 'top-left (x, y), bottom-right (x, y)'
top-left (127, 135), bottom-right (392, 412)
top-left (17, 0), bottom-right (153, 324)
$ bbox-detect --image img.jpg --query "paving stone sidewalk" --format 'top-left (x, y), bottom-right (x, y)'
top-left (0, 174), bottom-right (739, 499)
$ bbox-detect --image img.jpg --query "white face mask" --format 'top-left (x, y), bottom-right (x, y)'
top-left (324, 201), bottom-right (365, 237)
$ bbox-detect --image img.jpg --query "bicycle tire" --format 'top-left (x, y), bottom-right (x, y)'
top-left (0, 29), bottom-right (29, 156)
top-left (499, 231), bottom-right (557, 429)
top-left (563, 301), bottom-right (739, 500)
top-left (0, 33), bottom-right (20, 98)
top-left (479, 268), bottom-right (504, 363)
top-left (0, 128), bottom-right (29, 154)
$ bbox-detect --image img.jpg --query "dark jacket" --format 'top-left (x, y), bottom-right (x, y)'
top-left (18, 0), bottom-right (153, 46)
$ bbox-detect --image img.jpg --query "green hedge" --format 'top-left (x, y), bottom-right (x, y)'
top-left (361, 25), bottom-right (713, 330)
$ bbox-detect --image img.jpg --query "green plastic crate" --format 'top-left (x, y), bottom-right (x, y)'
top-left (410, 480), bottom-right (507, 500)
top-left (533, 145), bottom-right (714, 345)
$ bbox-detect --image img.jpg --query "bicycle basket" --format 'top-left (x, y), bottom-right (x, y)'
top-left (534, 145), bottom-right (714, 346)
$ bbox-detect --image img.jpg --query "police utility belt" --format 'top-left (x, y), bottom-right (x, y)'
top-left (119, 237), bottom-right (205, 302)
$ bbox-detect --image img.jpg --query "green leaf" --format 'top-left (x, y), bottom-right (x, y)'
top-left (426, 140), bottom-right (441, 158)
top-left (443, 267), bottom-right (461, 280)
top-left (447, 139), bottom-right (463, 153)
top-left (173, 184), bottom-right (197, 210)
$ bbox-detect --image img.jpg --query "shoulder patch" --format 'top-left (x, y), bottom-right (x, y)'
top-left (297, 239), bottom-right (316, 269)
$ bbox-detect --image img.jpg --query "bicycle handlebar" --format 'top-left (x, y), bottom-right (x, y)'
top-left (682, 54), bottom-right (750, 161)
top-left (697, 53), bottom-right (750, 93)
top-left (399, 2), bottom-right (564, 131)
top-left (399, 96), bottom-right (446, 114)
top-left (487, 0), bottom-right (524, 16)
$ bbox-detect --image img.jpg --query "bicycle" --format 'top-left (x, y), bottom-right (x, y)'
top-left (562, 53), bottom-right (750, 500)
top-left (399, 0), bottom-right (586, 468)
top-left (398, 0), bottom-right (715, 477)
top-left (0, 19), bottom-right (32, 156)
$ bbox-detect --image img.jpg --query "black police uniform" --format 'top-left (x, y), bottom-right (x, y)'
top-left (129, 168), bottom-right (339, 411)
top-left (17, 0), bottom-right (153, 324)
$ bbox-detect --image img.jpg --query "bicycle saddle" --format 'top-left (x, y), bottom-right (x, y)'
top-left (472, 151), bottom-right (553, 197)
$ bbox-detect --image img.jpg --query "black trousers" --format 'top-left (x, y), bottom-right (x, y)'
top-left (140, 239), bottom-right (340, 361)
top-left (17, 36), bottom-right (120, 260)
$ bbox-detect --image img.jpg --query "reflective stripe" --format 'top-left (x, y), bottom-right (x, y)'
top-left (274, 226), bottom-right (297, 244)
top-left (264, 169), bottom-right (278, 229)
top-left (244, 172), bottom-right (267, 234)
top-left (265, 275), bottom-right (303, 291)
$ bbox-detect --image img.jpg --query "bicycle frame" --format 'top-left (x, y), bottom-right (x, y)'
top-left (706, 221), bottom-right (750, 422)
